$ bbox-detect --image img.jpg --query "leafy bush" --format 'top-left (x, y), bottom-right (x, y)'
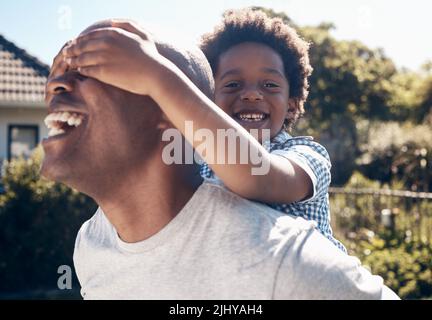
top-left (357, 121), bottom-right (432, 191)
top-left (346, 231), bottom-right (432, 300)
top-left (330, 171), bottom-right (383, 235)
top-left (0, 147), bottom-right (96, 295)
top-left (330, 171), bottom-right (432, 299)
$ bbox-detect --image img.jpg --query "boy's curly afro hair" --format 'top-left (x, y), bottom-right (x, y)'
top-left (200, 8), bottom-right (313, 128)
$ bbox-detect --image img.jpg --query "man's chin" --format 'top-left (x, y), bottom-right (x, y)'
top-left (40, 154), bottom-right (78, 186)
top-left (40, 160), bottom-right (68, 184)
top-left (40, 159), bottom-right (99, 200)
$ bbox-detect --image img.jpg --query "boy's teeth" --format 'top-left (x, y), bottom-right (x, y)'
top-left (237, 113), bottom-right (267, 121)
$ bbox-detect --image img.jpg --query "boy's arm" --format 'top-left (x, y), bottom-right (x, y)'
top-left (150, 56), bottom-right (313, 203)
top-left (63, 21), bottom-right (312, 204)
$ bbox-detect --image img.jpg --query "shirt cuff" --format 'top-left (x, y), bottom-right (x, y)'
top-left (271, 150), bottom-right (318, 203)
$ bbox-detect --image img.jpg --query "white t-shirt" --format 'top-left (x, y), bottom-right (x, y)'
top-left (73, 181), bottom-right (399, 300)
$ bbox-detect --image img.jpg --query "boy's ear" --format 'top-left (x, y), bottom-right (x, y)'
top-left (286, 98), bottom-right (300, 120)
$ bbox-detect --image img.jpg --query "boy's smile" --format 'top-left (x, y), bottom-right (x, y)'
top-left (214, 42), bottom-right (291, 138)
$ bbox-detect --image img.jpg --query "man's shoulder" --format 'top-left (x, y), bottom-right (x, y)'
top-left (190, 181), bottom-right (321, 282)
top-left (75, 207), bottom-right (115, 250)
top-left (77, 207), bottom-right (103, 234)
top-left (198, 181), bottom-right (317, 243)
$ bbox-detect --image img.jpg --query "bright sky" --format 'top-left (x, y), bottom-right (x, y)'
top-left (1, 0), bottom-right (431, 71)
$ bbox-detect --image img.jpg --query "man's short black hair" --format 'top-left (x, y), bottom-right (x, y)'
top-left (200, 8), bottom-right (312, 128)
top-left (156, 40), bottom-right (215, 100)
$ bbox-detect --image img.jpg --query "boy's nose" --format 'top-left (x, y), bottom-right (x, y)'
top-left (240, 88), bottom-right (263, 101)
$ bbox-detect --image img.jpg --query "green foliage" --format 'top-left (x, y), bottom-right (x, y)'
top-left (250, 6), bottom-right (295, 27)
top-left (329, 172), bottom-right (432, 299)
top-left (330, 172), bottom-right (381, 234)
top-left (347, 233), bottom-right (432, 300)
top-left (357, 122), bottom-right (432, 191)
top-left (0, 147), bottom-right (96, 293)
top-left (304, 31), bottom-right (396, 123)
top-left (387, 71), bottom-right (425, 121)
top-left (417, 75), bottom-right (432, 123)
top-left (298, 26), bottom-right (399, 185)
top-left (252, 7), bottom-right (431, 186)
top-left (331, 171), bottom-right (432, 242)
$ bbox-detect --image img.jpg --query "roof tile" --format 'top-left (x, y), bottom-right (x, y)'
top-left (0, 34), bottom-right (49, 104)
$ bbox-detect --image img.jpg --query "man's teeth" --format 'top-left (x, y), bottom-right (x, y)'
top-left (48, 127), bottom-right (66, 137)
top-left (67, 116), bottom-right (81, 126)
top-left (44, 111), bottom-right (84, 132)
top-left (44, 112), bottom-right (84, 137)
top-left (237, 113), bottom-right (267, 122)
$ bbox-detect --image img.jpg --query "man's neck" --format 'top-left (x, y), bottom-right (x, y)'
top-left (94, 161), bottom-right (202, 243)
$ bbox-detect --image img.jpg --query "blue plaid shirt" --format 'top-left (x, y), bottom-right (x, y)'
top-left (200, 130), bottom-right (347, 253)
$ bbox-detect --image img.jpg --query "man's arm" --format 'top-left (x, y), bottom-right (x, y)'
top-left (62, 21), bottom-right (312, 204)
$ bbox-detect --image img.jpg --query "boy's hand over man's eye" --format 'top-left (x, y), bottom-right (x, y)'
top-left (62, 20), bottom-right (161, 96)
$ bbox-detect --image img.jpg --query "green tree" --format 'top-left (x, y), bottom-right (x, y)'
top-left (0, 147), bottom-right (96, 295)
top-left (417, 71), bottom-right (432, 124)
top-left (357, 121), bottom-right (432, 191)
top-left (251, 6), bottom-right (430, 186)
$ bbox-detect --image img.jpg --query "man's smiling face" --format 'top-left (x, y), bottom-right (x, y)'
top-left (41, 41), bottom-right (161, 193)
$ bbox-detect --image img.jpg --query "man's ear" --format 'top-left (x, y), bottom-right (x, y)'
top-left (156, 113), bottom-right (172, 130)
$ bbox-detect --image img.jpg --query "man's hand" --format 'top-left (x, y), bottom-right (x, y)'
top-left (62, 20), bottom-right (161, 96)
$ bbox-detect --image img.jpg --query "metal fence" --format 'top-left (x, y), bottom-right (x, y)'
top-left (329, 187), bottom-right (432, 243)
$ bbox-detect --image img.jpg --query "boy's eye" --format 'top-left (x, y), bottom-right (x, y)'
top-left (264, 82), bottom-right (279, 88)
top-left (224, 81), bottom-right (240, 88)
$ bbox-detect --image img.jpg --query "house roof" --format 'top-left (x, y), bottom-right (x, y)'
top-left (0, 34), bottom-right (49, 105)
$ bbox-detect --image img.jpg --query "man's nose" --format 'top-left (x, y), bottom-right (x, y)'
top-left (46, 73), bottom-right (74, 97)
top-left (240, 86), bottom-right (263, 101)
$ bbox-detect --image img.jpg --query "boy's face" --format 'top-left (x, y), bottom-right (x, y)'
top-left (214, 42), bottom-right (291, 138)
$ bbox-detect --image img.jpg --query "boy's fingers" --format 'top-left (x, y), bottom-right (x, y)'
top-left (65, 51), bottom-right (107, 69)
top-left (110, 20), bottom-right (151, 41)
top-left (49, 56), bottom-right (66, 80)
top-left (63, 27), bottom-right (138, 57)
top-left (49, 59), bottom-right (68, 80)
top-left (63, 28), bottom-right (117, 56)
top-left (77, 27), bottom-right (124, 41)
top-left (63, 37), bottom-right (111, 57)
top-left (51, 41), bottom-right (72, 69)
top-left (48, 43), bottom-right (71, 81)
top-left (77, 65), bottom-right (103, 80)
top-left (52, 42), bottom-right (69, 67)
top-left (46, 42), bottom-right (71, 101)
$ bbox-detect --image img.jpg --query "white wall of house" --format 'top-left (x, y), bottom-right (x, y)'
top-left (0, 104), bottom-right (47, 163)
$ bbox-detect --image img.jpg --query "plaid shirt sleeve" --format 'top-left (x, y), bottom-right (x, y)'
top-left (200, 135), bottom-right (332, 203)
top-left (269, 136), bottom-right (348, 253)
top-left (199, 162), bottom-right (213, 179)
top-left (271, 137), bottom-right (332, 203)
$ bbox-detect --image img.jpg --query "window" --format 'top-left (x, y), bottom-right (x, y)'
top-left (7, 125), bottom-right (39, 160)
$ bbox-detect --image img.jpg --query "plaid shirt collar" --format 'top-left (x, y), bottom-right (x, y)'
top-left (263, 130), bottom-right (292, 152)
